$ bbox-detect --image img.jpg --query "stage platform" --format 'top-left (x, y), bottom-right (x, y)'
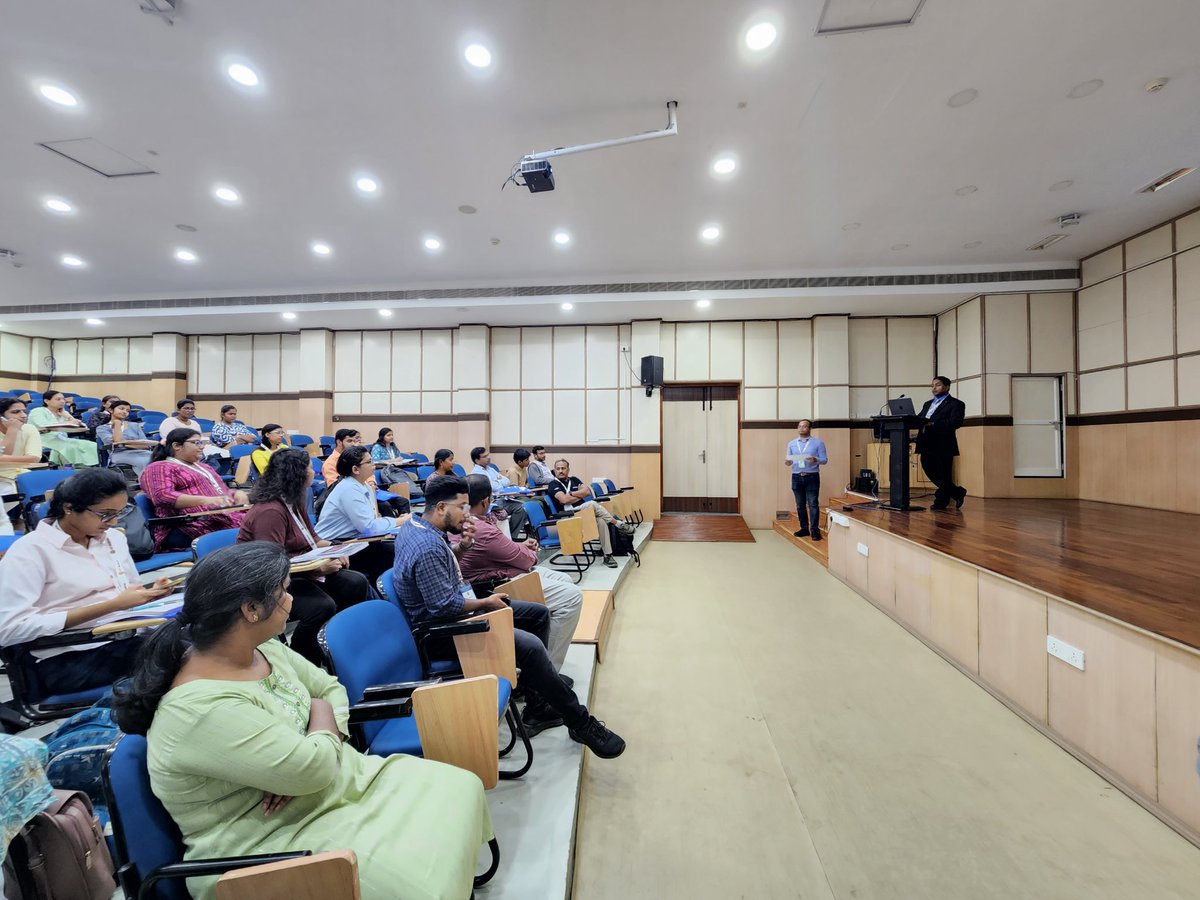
top-left (824, 496), bottom-right (1200, 849)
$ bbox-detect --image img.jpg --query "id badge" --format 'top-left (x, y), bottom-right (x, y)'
top-left (459, 583), bottom-right (477, 603)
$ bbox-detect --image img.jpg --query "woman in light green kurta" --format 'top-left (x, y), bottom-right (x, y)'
top-left (113, 542), bottom-right (493, 900)
top-left (28, 391), bottom-right (98, 467)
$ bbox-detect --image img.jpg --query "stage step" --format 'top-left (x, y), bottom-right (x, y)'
top-left (772, 514), bottom-right (828, 566)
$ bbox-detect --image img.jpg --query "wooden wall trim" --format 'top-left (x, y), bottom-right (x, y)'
top-left (1069, 408), bottom-right (1200, 426)
top-left (491, 444), bottom-right (661, 455)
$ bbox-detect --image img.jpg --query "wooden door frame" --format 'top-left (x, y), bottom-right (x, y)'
top-left (658, 380), bottom-right (742, 514)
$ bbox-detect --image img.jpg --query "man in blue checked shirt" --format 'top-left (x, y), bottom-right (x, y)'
top-left (468, 446), bottom-right (531, 539)
top-left (784, 419), bottom-right (828, 541)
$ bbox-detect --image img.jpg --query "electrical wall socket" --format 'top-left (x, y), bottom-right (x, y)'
top-left (1047, 635), bottom-right (1085, 670)
top-left (857, 543), bottom-right (869, 557)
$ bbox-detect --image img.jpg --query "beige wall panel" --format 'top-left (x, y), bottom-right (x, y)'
top-left (298, 330), bottom-right (333, 393)
top-left (0, 333), bottom-right (32, 375)
top-left (333, 332), bottom-right (361, 391)
top-left (585, 390), bottom-right (619, 444)
top-left (778, 387), bottom-right (813, 420)
top-left (54, 341), bottom-right (78, 377)
top-left (520, 327), bottom-right (553, 390)
top-left (674, 322), bottom-right (710, 381)
top-left (630, 320), bottom-right (660, 364)
top-left (553, 326), bottom-right (586, 389)
top-left (521, 390), bottom-right (552, 445)
top-left (359, 331), bottom-right (391, 389)
top-left (390, 331), bottom-right (422, 392)
top-left (421, 391), bottom-right (451, 415)
top-left (1156, 644), bottom-right (1200, 834)
top-left (1175, 247), bottom-right (1200, 354)
top-left (101, 338), bottom-right (128, 375)
top-left (826, 516), bottom-right (849, 579)
top-left (1029, 292), bottom-right (1075, 373)
top-left (812, 385), bottom-right (849, 419)
top-left (954, 375), bottom-right (982, 418)
top-left (617, 381), bottom-right (630, 444)
top-left (360, 392), bottom-right (389, 415)
top-left (743, 322), bottom-right (778, 387)
top-left (31, 338), bottom-right (52, 379)
top-left (887, 317), bottom-right (934, 386)
top-left (983, 294), bottom-right (1029, 375)
top-left (977, 574), bottom-right (1048, 722)
top-left (76, 339), bottom-right (102, 375)
top-left (280, 333), bottom-right (300, 392)
top-left (196, 336), bottom-right (225, 393)
top-left (812, 317), bottom-right (849, 384)
top-left (848, 318), bottom-right (887, 386)
top-left (778, 319), bottom-right (813, 385)
top-left (629, 453), bottom-right (662, 521)
top-left (1125, 259), bottom-right (1174, 362)
top-left (1138, 420), bottom-right (1180, 511)
top-left (659, 323), bottom-right (676, 380)
top-left (453, 389), bottom-right (488, 415)
top-left (1077, 278), bottom-right (1124, 371)
top-left (1078, 367), bottom-right (1125, 414)
top-left (928, 555), bottom-right (979, 673)
top-left (333, 392), bottom-right (360, 415)
top-left (1046, 599), bottom-right (1158, 797)
top-left (552, 390), bottom-right (585, 444)
top-left (128, 336), bottom-right (153, 373)
top-left (955, 299), bottom-right (982, 378)
top-left (630, 389), bottom-right (660, 444)
top-left (743, 387), bottom-right (777, 421)
top-left (390, 392), bottom-right (421, 415)
top-left (421, 330), bottom-right (453, 391)
top-left (1178, 354), bottom-right (1200, 406)
top-left (586, 325), bottom-right (620, 389)
top-left (1178, 210), bottom-right (1200, 251)
top-left (251, 334), bottom-right (281, 393)
top-left (1124, 223), bottom-right (1172, 269)
top-left (453, 325), bottom-right (488, 390)
top-left (739, 430), bottom-right (782, 528)
top-left (223, 335), bottom-right (253, 394)
top-left (817, 428), bottom-right (849, 506)
top-left (185, 338), bottom-right (197, 393)
top-left (1075, 424), bottom-right (1128, 504)
top-left (936, 310), bottom-right (957, 381)
top-left (489, 328), bottom-right (522, 390)
top-left (849, 386), bottom-right (887, 419)
top-left (865, 530), bottom-right (897, 610)
top-left (1081, 245), bottom-right (1123, 287)
top-left (617, 325), bottom-right (632, 390)
top-left (984, 374), bottom-right (1010, 416)
top-left (490, 391), bottom-right (521, 445)
top-left (709, 321), bottom-right (743, 380)
top-left (844, 522), bottom-right (870, 596)
top-left (1126, 359), bottom-right (1175, 410)
top-left (892, 540), bottom-right (932, 633)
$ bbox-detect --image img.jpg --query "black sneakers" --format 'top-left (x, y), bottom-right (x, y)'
top-left (617, 521), bottom-right (637, 536)
top-left (602, 555), bottom-right (618, 568)
top-left (793, 529), bottom-right (810, 537)
top-left (569, 716), bottom-right (626, 758)
top-left (521, 704), bottom-right (564, 737)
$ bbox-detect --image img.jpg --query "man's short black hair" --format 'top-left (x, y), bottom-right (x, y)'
top-left (466, 473), bottom-right (493, 508)
top-left (334, 428), bottom-right (359, 444)
top-left (424, 475), bottom-right (469, 508)
top-left (470, 446), bottom-right (487, 463)
top-left (531, 445), bottom-right (545, 455)
top-left (934, 375), bottom-right (952, 388)
top-left (513, 448), bottom-right (531, 463)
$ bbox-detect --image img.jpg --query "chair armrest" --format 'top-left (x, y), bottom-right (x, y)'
top-left (348, 696), bottom-right (413, 724)
top-left (139, 852), bottom-right (311, 899)
top-left (363, 677), bottom-right (442, 700)
top-left (5, 630), bottom-right (111, 654)
top-left (424, 620), bottom-right (490, 639)
top-left (591, 496), bottom-right (612, 503)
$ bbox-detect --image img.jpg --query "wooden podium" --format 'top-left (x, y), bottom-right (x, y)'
top-left (869, 415), bottom-right (927, 511)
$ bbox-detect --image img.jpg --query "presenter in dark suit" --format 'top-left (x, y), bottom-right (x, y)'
top-left (916, 376), bottom-right (967, 510)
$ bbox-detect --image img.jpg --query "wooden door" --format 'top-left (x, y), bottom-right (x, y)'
top-left (661, 384), bottom-right (740, 513)
top-left (1012, 375), bottom-right (1064, 477)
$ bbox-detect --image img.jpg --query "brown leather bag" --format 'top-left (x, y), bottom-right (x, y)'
top-left (2, 789), bottom-right (115, 900)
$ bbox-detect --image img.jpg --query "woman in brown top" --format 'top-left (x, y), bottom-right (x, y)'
top-left (237, 449), bottom-right (372, 663)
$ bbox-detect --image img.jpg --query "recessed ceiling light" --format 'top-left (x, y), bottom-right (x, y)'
top-left (38, 84), bottom-right (78, 107)
top-left (458, 205), bottom-right (477, 214)
top-left (695, 299), bottom-right (711, 309)
top-left (1067, 79), bottom-right (1103, 99)
top-left (424, 237), bottom-right (442, 251)
top-left (464, 43), bottom-right (492, 68)
top-left (712, 156), bottom-right (737, 176)
top-left (947, 88), bottom-right (979, 108)
top-left (355, 176), bottom-right (379, 194)
top-left (213, 185), bottom-right (240, 204)
top-left (1026, 234), bottom-right (1069, 251)
top-left (891, 243), bottom-right (909, 250)
top-left (44, 197), bottom-right (73, 214)
top-left (744, 22), bottom-right (777, 51)
top-left (1049, 179), bottom-right (1074, 192)
top-left (227, 63), bottom-right (259, 87)
top-left (553, 231), bottom-right (571, 246)
top-left (61, 254), bottom-right (85, 268)
top-left (311, 241), bottom-right (332, 257)
top-left (842, 222), bottom-right (861, 231)
top-left (379, 309), bottom-right (393, 318)
top-left (1138, 167), bottom-right (1196, 194)
top-left (174, 248), bottom-right (197, 263)
top-left (963, 240), bottom-right (983, 249)
top-left (954, 185), bottom-right (978, 196)
top-left (700, 224), bottom-right (721, 241)
top-left (561, 302), bottom-right (574, 311)
top-left (281, 312), bottom-right (297, 320)
top-left (86, 318), bottom-right (104, 326)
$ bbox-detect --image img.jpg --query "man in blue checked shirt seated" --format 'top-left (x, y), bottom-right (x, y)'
top-left (468, 446), bottom-right (531, 539)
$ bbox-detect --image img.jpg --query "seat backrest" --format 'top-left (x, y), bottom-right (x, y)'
top-left (192, 528), bottom-right (240, 559)
top-left (133, 492), bottom-right (156, 522)
top-left (522, 501), bottom-right (553, 541)
top-left (409, 452), bottom-right (429, 463)
top-left (416, 465), bottom-right (434, 480)
top-left (487, 463), bottom-right (499, 473)
top-left (541, 490), bottom-right (563, 514)
top-left (591, 481), bottom-right (606, 497)
top-left (15, 467), bottom-right (77, 502)
top-left (604, 479), bottom-right (618, 493)
top-left (104, 735), bottom-right (189, 900)
top-left (451, 464), bottom-right (466, 477)
top-left (290, 434), bottom-right (314, 447)
top-left (229, 444), bottom-right (257, 459)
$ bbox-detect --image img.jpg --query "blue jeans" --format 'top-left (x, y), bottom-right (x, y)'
top-left (791, 472), bottom-right (820, 533)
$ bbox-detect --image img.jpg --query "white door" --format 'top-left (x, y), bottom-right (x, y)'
top-left (662, 400), bottom-right (708, 500)
top-left (1012, 375), bottom-right (1064, 477)
top-left (705, 399), bottom-right (739, 500)
top-left (661, 384), bottom-right (740, 513)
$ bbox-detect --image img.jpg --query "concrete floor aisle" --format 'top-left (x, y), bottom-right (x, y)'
top-left (571, 532), bottom-right (1200, 899)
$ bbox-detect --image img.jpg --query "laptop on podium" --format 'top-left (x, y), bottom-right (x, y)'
top-left (883, 396), bottom-right (916, 417)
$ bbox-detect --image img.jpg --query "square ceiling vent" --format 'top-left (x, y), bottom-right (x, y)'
top-left (817, 0), bottom-right (927, 35)
top-left (38, 138), bottom-right (156, 177)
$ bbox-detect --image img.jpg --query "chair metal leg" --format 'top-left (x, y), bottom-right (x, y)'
top-left (474, 837), bottom-right (501, 888)
top-left (498, 707), bottom-right (518, 757)
top-left (497, 704), bottom-right (533, 780)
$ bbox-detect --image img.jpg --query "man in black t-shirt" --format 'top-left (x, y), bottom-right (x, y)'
top-left (546, 459), bottom-right (636, 568)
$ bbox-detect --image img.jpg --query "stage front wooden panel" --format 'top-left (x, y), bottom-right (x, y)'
top-left (826, 497), bottom-right (1200, 845)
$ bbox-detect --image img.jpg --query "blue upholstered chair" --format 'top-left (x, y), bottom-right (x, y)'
top-left (191, 527), bottom-right (240, 560)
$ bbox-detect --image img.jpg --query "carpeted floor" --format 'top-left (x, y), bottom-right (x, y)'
top-left (650, 514), bottom-right (755, 542)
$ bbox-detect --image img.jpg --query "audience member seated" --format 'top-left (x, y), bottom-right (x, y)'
top-left (0, 469), bottom-right (172, 695)
top-left (84, 395), bottom-right (118, 431)
top-left (210, 404), bottom-right (259, 449)
top-left (29, 391), bottom-right (99, 468)
top-left (112, 541), bottom-right (493, 900)
top-left (96, 400), bottom-right (156, 476)
top-left (392, 475), bottom-right (624, 756)
top-left (505, 448), bottom-right (532, 488)
top-left (455, 474), bottom-right (582, 671)
top-left (321, 428), bottom-right (361, 484)
top-left (251, 423), bottom-right (290, 475)
top-left (527, 444), bottom-right (554, 487)
top-left (0, 398), bottom-right (44, 536)
top-left (159, 398), bottom-right (226, 468)
top-left (237, 449), bottom-right (371, 663)
top-left (547, 458), bottom-right (636, 569)
top-left (140, 428), bottom-right (249, 551)
top-left (425, 448), bottom-right (456, 487)
top-left (469, 446), bottom-right (530, 539)
top-left (369, 427), bottom-right (424, 500)
top-left (314, 446), bottom-right (407, 582)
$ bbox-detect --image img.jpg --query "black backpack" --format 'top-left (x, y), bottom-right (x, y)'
top-left (607, 523), bottom-right (640, 566)
top-left (116, 501), bottom-right (155, 561)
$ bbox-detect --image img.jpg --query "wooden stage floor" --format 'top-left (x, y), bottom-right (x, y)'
top-left (651, 514), bottom-right (755, 542)
top-left (840, 497), bottom-right (1200, 651)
